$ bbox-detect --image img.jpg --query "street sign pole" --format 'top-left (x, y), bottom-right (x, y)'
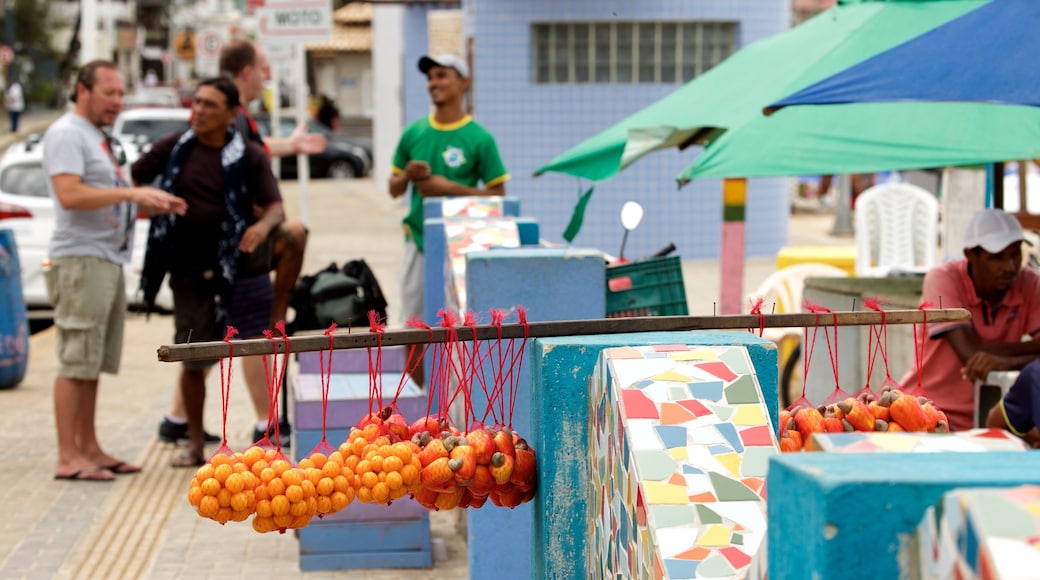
top-left (256, 0), bottom-right (331, 226)
top-left (295, 43), bottom-right (310, 223)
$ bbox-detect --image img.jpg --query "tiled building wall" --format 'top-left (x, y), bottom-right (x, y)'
top-left (410, 0), bottom-right (792, 261)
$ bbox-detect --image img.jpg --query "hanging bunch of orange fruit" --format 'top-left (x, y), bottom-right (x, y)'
top-left (338, 407), bottom-right (422, 505)
top-left (187, 450), bottom-right (259, 525)
top-left (297, 448), bottom-right (357, 518)
top-left (779, 387), bottom-right (950, 452)
top-left (248, 449), bottom-right (319, 533)
top-left (408, 417), bottom-right (537, 510)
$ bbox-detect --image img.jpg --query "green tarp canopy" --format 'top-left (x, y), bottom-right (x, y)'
top-left (678, 101), bottom-right (1040, 182)
top-left (535, 0), bottom-right (991, 182)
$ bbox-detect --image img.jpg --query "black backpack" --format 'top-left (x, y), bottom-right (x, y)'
top-left (286, 259), bottom-right (389, 334)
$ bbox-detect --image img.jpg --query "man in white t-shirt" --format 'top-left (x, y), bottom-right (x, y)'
top-left (43, 60), bottom-right (185, 481)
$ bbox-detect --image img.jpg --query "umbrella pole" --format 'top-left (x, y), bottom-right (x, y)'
top-left (830, 174), bottom-right (854, 236)
top-left (719, 178), bottom-right (746, 314)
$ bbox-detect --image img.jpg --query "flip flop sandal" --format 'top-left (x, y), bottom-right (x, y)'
top-left (103, 461), bottom-right (143, 475)
top-left (171, 450), bottom-right (206, 468)
top-left (54, 468), bottom-right (116, 481)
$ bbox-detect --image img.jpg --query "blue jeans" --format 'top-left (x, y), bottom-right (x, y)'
top-left (8, 110), bottom-right (19, 133)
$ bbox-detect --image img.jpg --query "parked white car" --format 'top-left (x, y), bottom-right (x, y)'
top-left (0, 134), bottom-right (173, 317)
top-left (111, 107), bottom-right (190, 167)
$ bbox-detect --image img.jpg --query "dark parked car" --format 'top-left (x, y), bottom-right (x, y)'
top-left (253, 114), bottom-right (371, 179)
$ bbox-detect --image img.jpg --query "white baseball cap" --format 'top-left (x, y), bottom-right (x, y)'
top-left (418, 54), bottom-right (469, 79)
top-left (963, 209), bottom-right (1024, 253)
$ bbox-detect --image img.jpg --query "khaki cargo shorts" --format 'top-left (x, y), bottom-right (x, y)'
top-left (44, 256), bottom-right (126, 379)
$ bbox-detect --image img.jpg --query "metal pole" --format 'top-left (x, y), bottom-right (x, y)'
top-left (4, 0), bottom-right (13, 47)
top-left (830, 173), bottom-right (854, 236)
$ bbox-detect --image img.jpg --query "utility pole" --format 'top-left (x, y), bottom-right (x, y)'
top-left (81, 0), bottom-right (97, 63)
top-left (4, 0), bottom-right (12, 48)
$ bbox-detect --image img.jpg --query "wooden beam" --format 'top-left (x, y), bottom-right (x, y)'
top-left (157, 308), bottom-right (970, 363)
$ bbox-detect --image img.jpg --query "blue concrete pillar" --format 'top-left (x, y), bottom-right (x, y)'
top-left (531, 331), bottom-right (778, 579)
top-left (422, 216), bottom-right (539, 324)
top-left (767, 452), bottom-right (1040, 580)
top-left (463, 247), bottom-right (606, 580)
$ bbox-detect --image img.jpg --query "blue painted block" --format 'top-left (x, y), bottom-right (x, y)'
top-left (463, 249), bottom-right (609, 580)
top-left (422, 216), bottom-right (540, 326)
top-left (531, 331), bottom-right (778, 580)
top-left (465, 248), bottom-right (605, 322)
top-left (767, 452), bottom-right (1040, 580)
top-left (423, 196), bottom-right (521, 218)
top-left (292, 427), bottom-right (351, 460)
top-left (296, 345), bottom-right (407, 375)
top-left (290, 373), bottom-right (425, 431)
top-left (298, 518), bottom-right (432, 554)
top-left (299, 550), bottom-right (433, 571)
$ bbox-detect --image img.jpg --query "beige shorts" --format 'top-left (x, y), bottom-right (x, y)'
top-left (399, 239), bottom-right (424, 324)
top-left (45, 256), bottom-right (126, 379)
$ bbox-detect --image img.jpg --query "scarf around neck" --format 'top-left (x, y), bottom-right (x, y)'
top-left (140, 128), bottom-right (249, 328)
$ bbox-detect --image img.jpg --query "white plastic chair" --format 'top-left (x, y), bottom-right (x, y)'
top-left (854, 183), bottom-right (939, 277)
top-left (748, 263), bottom-right (850, 339)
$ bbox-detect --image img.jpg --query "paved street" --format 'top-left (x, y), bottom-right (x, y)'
top-left (0, 109), bottom-right (851, 578)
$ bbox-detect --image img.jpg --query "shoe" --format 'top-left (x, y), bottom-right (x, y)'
top-left (158, 418), bottom-right (221, 444)
top-left (253, 420), bottom-right (292, 446)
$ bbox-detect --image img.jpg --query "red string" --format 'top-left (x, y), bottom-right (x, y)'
top-left (747, 296), bottom-right (765, 337)
top-left (318, 323), bottom-right (337, 446)
top-left (405, 318), bottom-right (437, 418)
top-left (505, 306), bottom-right (530, 429)
top-left (483, 309), bottom-right (508, 427)
top-left (792, 303), bottom-right (818, 410)
top-left (805, 302), bottom-right (851, 406)
top-left (857, 297), bottom-right (888, 400)
top-left (910, 301), bottom-right (934, 397)
top-left (260, 323), bottom-right (291, 449)
top-left (218, 327), bottom-right (239, 444)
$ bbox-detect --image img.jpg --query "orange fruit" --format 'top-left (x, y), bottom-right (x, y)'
top-left (267, 478), bottom-right (286, 497)
top-left (285, 485), bottom-right (303, 503)
top-left (224, 473), bottom-right (244, 494)
top-left (213, 463), bottom-right (233, 484)
top-left (271, 495), bottom-right (290, 517)
top-left (198, 496), bottom-right (220, 517)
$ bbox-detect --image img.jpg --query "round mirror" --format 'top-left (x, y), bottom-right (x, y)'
top-left (620, 201), bottom-right (644, 231)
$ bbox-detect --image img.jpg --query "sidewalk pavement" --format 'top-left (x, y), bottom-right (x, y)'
top-left (0, 114), bottom-right (852, 577)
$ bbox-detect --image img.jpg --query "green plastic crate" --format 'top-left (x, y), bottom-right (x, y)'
top-left (605, 255), bottom-right (688, 318)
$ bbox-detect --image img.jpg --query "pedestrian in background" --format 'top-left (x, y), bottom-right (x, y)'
top-left (389, 54), bottom-right (510, 387)
top-left (316, 94), bottom-right (340, 131)
top-left (5, 77), bottom-right (24, 133)
top-left (903, 208), bottom-right (1040, 431)
top-left (133, 76), bottom-right (284, 467)
top-left (44, 60), bottom-right (186, 481)
top-left (155, 39), bottom-right (327, 447)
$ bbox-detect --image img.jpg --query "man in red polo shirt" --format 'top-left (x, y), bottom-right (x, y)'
top-left (901, 208), bottom-right (1040, 431)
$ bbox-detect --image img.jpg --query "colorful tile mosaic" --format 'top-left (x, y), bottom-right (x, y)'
top-left (914, 485), bottom-right (1040, 579)
top-left (443, 218), bottom-right (520, 311)
top-left (807, 429), bottom-right (1029, 454)
top-left (589, 344), bottom-right (777, 579)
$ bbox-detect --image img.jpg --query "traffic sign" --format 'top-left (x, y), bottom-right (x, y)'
top-left (195, 28), bottom-right (225, 77)
top-left (0, 46), bottom-right (15, 66)
top-left (198, 30), bottom-right (223, 59)
top-left (257, 1), bottom-right (332, 46)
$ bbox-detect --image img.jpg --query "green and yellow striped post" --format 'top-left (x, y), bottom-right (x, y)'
top-left (720, 178), bottom-right (747, 314)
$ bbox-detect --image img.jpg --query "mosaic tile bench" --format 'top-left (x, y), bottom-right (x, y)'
top-left (590, 344), bottom-right (778, 579)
